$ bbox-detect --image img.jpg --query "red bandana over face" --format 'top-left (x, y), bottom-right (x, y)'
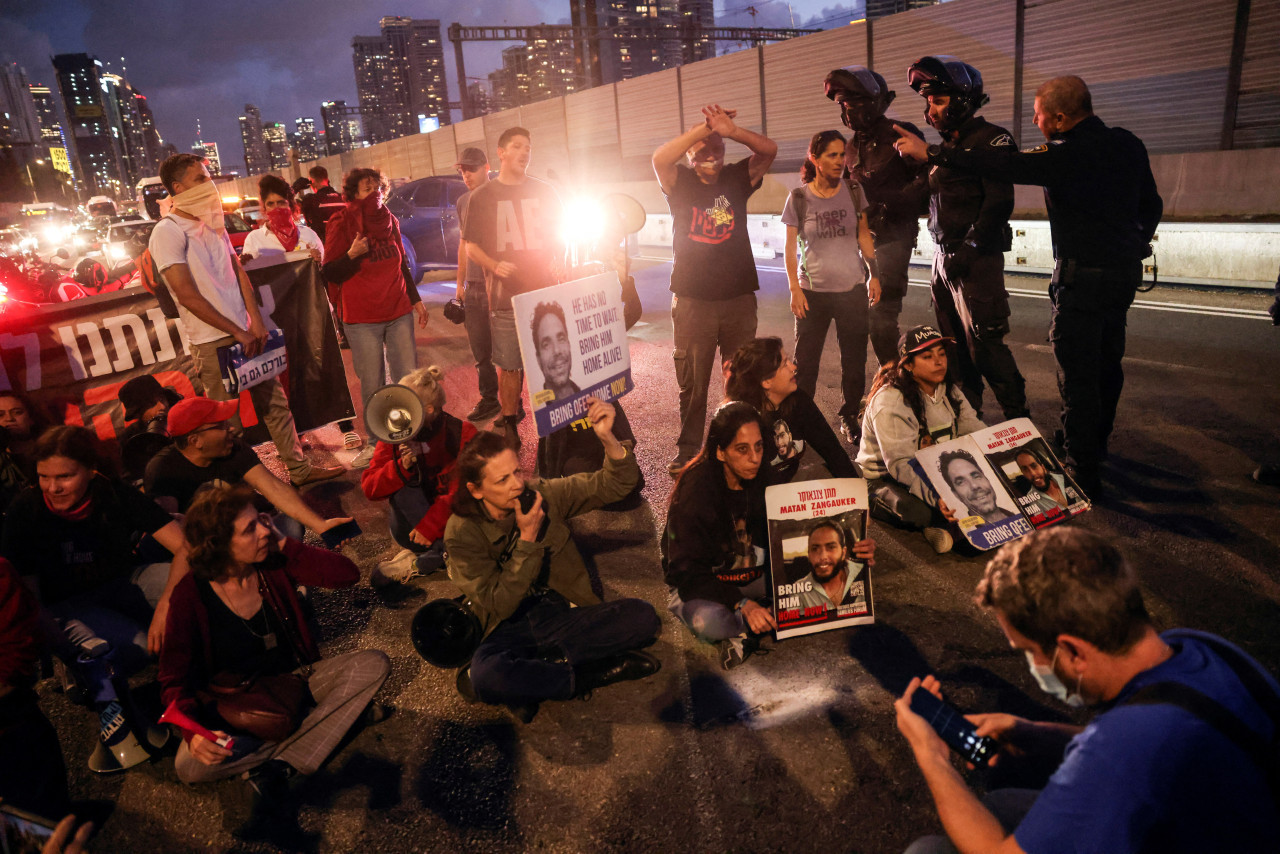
top-left (265, 206), bottom-right (300, 251)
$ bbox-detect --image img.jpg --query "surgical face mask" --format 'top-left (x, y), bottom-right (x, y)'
top-left (1025, 649), bottom-right (1085, 708)
top-left (170, 179), bottom-right (224, 232)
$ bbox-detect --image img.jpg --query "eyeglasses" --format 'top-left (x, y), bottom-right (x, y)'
top-left (191, 421), bottom-right (230, 436)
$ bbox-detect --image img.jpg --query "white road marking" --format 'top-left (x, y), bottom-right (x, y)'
top-left (633, 256), bottom-right (1272, 321)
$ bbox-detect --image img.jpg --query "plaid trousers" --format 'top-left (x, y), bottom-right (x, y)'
top-left (174, 649), bottom-right (390, 784)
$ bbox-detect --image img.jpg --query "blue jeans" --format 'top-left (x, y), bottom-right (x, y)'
top-left (464, 280), bottom-right (499, 403)
top-left (667, 575), bottom-right (766, 643)
top-left (345, 312), bottom-right (418, 409)
top-left (388, 486), bottom-right (434, 552)
top-left (794, 286), bottom-right (869, 419)
top-left (47, 563), bottom-right (169, 701)
top-left (469, 591), bottom-right (659, 707)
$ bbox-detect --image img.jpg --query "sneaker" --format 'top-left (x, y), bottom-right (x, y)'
top-left (1252, 463), bottom-right (1280, 487)
top-left (414, 540), bottom-right (448, 575)
top-left (719, 635), bottom-right (761, 671)
top-left (668, 453), bottom-right (691, 478)
top-left (838, 416), bottom-right (861, 446)
top-left (923, 526), bottom-right (954, 555)
top-left (342, 431), bottom-right (365, 451)
top-left (466, 398), bottom-right (502, 423)
top-left (371, 549), bottom-right (420, 588)
top-left (350, 445), bottom-right (376, 469)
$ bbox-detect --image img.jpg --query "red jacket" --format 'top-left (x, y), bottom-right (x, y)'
top-left (157, 539), bottom-right (358, 739)
top-left (0, 558), bottom-right (39, 689)
top-left (360, 414), bottom-right (476, 544)
top-left (322, 206), bottom-right (415, 324)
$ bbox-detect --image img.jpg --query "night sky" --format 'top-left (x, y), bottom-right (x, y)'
top-left (0, 1), bottom-right (861, 172)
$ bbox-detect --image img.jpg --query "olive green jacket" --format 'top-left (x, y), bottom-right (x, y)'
top-left (444, 450), bottom-right (639, 635)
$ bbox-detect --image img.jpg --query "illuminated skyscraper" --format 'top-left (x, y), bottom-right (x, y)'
top-left (239, 103), bottom-right (271, 175)
top-left (263, 122), bottom-right (289, 169)
top-left (352, 17), bottom-right (449, 145)
top-left (294, 117), bottom-right (320, 161)
top-left (52, 53), bottom-right (128, 196)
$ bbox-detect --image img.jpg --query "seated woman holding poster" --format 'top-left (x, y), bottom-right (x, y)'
top-left (360, 366), bottom-right (476, 587)
top-left (856, 325), bottom-right (985, 554)
top-left (725, 337), bottom-right (859, 484)
top-left (663, 402), bottom-right (773, 670)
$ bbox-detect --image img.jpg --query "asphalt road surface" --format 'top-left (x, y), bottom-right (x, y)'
top-left (42, 257), bottom-right (1280, 853)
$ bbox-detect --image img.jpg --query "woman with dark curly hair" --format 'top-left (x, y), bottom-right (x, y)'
top-left (321, 167), bottom-right (429, 467)
top-left (725, 336), bottom-right (858, 484)
top-left (158, 482), bottom-right (389, 801)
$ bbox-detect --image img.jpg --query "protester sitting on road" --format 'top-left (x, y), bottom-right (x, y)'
top-left (322, 167), bottom-right (428, 469)
top-left (144, 396), bottom-right (355, 545)
top-left (360, 366), bottom-right (475, 588)
top-left (446, 400), bottom-right (660, 723)
top-left (664, 402), bottom-right (773, 669)
top-left (117, 375), bottom-right (183, 483)
top-left (0, 389), bottom-right (47, 516)
top-left (0, 556), bottom-right (70, 821)
top-left (896, 527), bottom-right (1280, 854)
top-left (1, 426), bottom-right (191, 680)
top-left (240, 175), bottom-right (323, 266)
top-left (782, 130), bottom-right (880, 446)
top-left (159, 483), bottom-right (390, 828)
top-left (725, 337), bottom-right (859, 484)
top-left (857, 325), bottom-right (985, 555)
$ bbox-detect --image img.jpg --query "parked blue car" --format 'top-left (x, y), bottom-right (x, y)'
top-left (386, 176), bottom-right (468, 279)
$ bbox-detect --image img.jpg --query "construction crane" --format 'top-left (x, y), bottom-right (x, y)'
top-left (448, 22), bottom-right (820, 119)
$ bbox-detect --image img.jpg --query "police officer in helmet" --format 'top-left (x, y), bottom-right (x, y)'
top-left (902, 55), bottom-right (1029, 424)
top-left (823, 66), bottom-right (930, 368)
top-left (894, 75), bottom-right (1163, 495)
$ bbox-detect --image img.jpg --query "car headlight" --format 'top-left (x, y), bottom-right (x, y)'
top-left (19, 237), bottom-right (36, 250)
top-left (73, 235), bottom-right (87, 248)
top-left (107, 244), bottom-right (128, 261)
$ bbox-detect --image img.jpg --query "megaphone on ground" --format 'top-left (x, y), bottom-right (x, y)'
top-left (88, 672), bottom-right (171, 774)
top-left (411, 597), bottom-right (482, 669)
top-left (364, 383), bottom-right (424, 445)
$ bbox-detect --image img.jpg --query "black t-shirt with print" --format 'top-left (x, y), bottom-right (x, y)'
top-left (666, 158), bottom-right (761, 301)
top-left (144, 441), bottom-right (262, 513)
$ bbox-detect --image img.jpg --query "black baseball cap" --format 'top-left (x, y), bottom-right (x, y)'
top-left (455, 147), bottom-right (487, 170)
top-left (898, 325), bottom-right (953, 359)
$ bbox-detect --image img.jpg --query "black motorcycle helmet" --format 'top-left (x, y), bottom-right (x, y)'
top-left (75, 257), bottom-right (108, 290)
top-left (411, 597), bottom-right (482, 668)
top-left (824, 66), bottom-right (895, 132)
top-left (907, 55), bottom-right (990, 132)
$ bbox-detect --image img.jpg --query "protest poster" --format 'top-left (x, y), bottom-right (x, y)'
top-left (511, 271), bottom-right (633, 438)
top-left (915, 418), bottom-right (1090, 551)
top-left (764, 478), bottom-right (874, 640)
top-left (0, 257), bottom-right (352, 449)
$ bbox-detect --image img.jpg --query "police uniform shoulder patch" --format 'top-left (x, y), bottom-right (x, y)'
top-left (989, 133), bottom-right (1014, 147)
top-left (1022, 144), bottom-right (1049, 154)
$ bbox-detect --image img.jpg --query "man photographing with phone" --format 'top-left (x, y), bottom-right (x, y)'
top-left (895, 527), bottom-right (1278, 854)
top-left (445, 398), bottom-right (660, 722)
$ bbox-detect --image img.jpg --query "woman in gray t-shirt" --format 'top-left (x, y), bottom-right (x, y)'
top-left (781, 130), bottom-right (880, 445)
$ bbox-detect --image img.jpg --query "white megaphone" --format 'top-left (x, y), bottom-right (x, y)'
top-left (364, 383), bottom-right (424, 445)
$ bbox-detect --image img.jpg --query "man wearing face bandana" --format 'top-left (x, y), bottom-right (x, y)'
top-left (896, 56), bottom-right (1028, 426)
top-left (148, 154), bottom-right (342, 488)
top-left (823, 66), bottom-right (930, 365)
top-left (895, 528), bottom-right (1279, 854)
top-left (895, 77), bottom-right (1162, 496)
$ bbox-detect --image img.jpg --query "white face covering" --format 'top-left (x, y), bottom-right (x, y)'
top-left (170, 179), bottom-right (225, 232)
top-left (1026, 649), bottom-right (1085, 708)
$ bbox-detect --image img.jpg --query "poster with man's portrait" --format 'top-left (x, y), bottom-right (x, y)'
top-left (511, 271), bottom-right (633, 438)
top-left (985, 436), bottom-right (1088, 528)
top-left (764, 478), bottom-right (874, 640)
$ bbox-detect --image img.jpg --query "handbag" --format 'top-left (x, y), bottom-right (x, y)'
top-left (202, 670), bottom-right (310, 743)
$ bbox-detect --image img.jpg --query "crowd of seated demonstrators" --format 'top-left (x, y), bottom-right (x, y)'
top-left (360, 366), bottom-right (475, 588)
top-left (0, 388), bottom-right (49, 515)
top-left (724, 337), bottom-right (859, 484)
top-left (158, 483), bottom-right (389, 827)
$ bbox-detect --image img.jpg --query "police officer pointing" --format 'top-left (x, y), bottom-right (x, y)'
top-left (823, 66), bottom-right (930, 366)
top-left (894, 75), bottom-right (1163, 494)
top-left (906, 56), bottom-right (1030, 424)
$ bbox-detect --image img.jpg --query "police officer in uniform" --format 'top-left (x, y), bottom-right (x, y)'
top-left (894, 75), bottom-right (1162, 494)
top-left (823, 66), bottom-right (931, 365)
top-left (905, 55), bottom-right (1029, 424)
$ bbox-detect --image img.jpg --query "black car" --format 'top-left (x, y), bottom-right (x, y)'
top-left (384, 176), bottom-right (468, 279)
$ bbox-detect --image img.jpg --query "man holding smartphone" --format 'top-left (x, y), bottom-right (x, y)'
top-left (895, 528), bottom-right (1278, 853)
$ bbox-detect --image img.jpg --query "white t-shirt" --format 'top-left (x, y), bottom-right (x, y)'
top-left (149, 215), bottom-right (247, 346)
top-left (242, 223), bottom-right (323, 263)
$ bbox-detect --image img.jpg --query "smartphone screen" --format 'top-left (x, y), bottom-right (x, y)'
top-left (1, 804), bottom-right (57, 854)
top-left (320, 519), bottom-right (362, 550)
top-left (909, 686), bottom-right (997, 767)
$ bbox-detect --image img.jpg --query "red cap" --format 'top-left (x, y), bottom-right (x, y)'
top-left (166, 396), bottom-right (239, 436)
